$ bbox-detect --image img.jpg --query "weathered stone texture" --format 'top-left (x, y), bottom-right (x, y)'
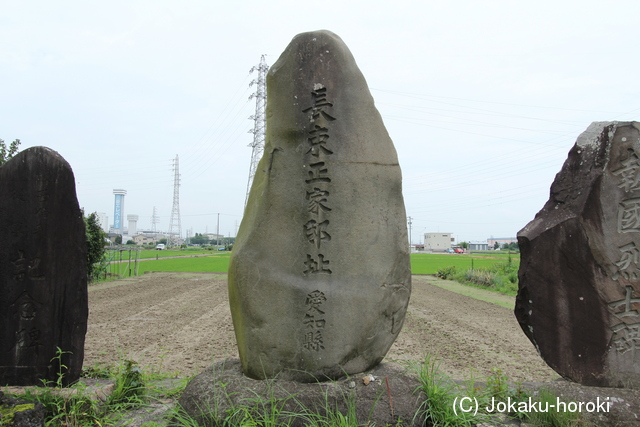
top-left (228, 30), bottom-right (411, 382)
top-left (0, 147), bottom-right (88, 386)
top-left (516, 122), bottom-right (640, 387)
top-left (178, 359), bottom-right (425, 427)
top-left (0, 391), bottom-right (46, 427)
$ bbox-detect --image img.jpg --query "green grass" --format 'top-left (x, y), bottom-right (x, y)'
top-left (432, 255), bottom-right (520, 296)
top-left (104, 253), bottom-right (231, 277)
top-left (139, 253), bottom-right (231, 273)
top-left (10, 354), bottom-right (580, 427)
top-left (411, 356), bottom-right (582, 427)
top-left (107, 248), bottom-right (219, 260)
top-left (410, 253), bottom-right (518, 275)
top-left (425, 277), bottom-right (516, 309)
top-left (469, 250), bottom-right (520, 258)
top-left (411, 354), bottom-right (482, 426)
top-left (139, 249), bottom-right (224, 259)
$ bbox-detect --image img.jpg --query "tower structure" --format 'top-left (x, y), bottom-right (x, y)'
top-left (112, 189), bottom-right (127, 234)
top-left (151, 206), bottom-right (159, 233)
top-left (245, 54), bottom-right (269, 209)
top-left (168, 155), bottom-right (181, 246)
top-left (127, 214), bottom-right (139, 236)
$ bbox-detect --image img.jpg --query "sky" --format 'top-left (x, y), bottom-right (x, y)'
top-left (2, 0), bottom-right (639, 244)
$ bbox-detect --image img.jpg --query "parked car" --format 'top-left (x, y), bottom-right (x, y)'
top-left (156, 243), bottom-right (165, 250)
top-left (445, 248), bottom-right (454, 253)
top-left (454, 248), bottom-right (464, 254)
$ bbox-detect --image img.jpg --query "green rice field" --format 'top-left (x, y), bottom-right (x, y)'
top-left (108, 248), bottom-right (217, 260)
top-left (105, 252), bottom-right (230, 277)
top-left (104, 251), bottom-right (518, 278)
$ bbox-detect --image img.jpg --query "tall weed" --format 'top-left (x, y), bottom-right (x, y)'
top-left (411, 355), bottom-right (481, 427)
top-left (436, 266), bottom-right (457, 280)
top-left (108, 360), bottom-right (146, 407)
top-left (439, 259), bottom-right (520, 296)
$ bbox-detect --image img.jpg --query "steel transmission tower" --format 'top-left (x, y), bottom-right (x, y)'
top-left (168, 155), bottom-right (181, 246)
top-left (151, 206), bottom-right (159, 232)
top-left (245, 54), bottom-right (269, 209)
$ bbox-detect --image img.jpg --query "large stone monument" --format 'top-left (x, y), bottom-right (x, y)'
top-left (0, 147), bottom-right (88, 386)
top-left (516, 122), bottom-right (640, 388)
top-left (228, 30), bottom-right (411, 382)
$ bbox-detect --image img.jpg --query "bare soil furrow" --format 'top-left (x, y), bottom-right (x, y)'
top-left (85, 272), bottom-right (557, 383)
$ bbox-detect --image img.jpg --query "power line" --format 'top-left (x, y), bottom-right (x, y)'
top-left (371, 88), bottom-right (624, 114)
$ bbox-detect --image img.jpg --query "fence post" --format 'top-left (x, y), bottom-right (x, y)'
top-left (134, 249), bottom-right (140, 276)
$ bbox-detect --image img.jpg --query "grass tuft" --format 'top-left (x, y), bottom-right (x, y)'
top-left (411, 354), bottom-right (482, 427)
top-left (7, 353), bottom-right (585, 427)
top-left (409, 355), bottom-right (584, 427)
top-left (526, 389), bottom-right (582, 427)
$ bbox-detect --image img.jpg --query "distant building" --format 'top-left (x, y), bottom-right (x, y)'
top-left (424, 233), bottom-right (454, 252)
top-left (127, 214), bottom-right (139, 236)
top-left (133, 234), bottom-right (157, 245)
top-left (137, 229), bottom-right (164, 237)
top-left (112, 189), bottom-right (127, 235)
top-left (204, 233), bottom-right (224, 243)
top-left (469, 242), bottom-right (489, 251)
top-left (164, 234), bottom-right (184, 246)
top-left (487, 237), bottom-right (518, 248)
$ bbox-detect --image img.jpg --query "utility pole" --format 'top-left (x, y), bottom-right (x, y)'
top-left (168, 155), bottom-right (181, 247)
top-left (407, 216), bottom-right (413, 252)
top-left (216, 213), bottom-right (220, 248)
top-left (245, 55), bottom-right (269, 210)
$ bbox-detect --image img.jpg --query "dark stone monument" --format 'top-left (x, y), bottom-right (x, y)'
top-left (228, 30), bottom-right (411, 382)
top-left (0, 147), bottom-right (88, 386)
top-left (516, 122), bottom-right (640, 388)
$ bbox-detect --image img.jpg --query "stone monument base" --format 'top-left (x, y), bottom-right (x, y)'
top-left (177, 359), bottom-right (424, 427)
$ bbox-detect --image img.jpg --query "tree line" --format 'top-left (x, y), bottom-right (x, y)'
top-left (0, 138), bottom-right (21, 165)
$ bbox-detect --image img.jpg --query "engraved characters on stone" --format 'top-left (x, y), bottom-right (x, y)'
top-left (301, 85), bottom-right (337, 350)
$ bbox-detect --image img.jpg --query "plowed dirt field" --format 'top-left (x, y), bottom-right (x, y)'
top-left (85, 272), bottom-right (558, 382)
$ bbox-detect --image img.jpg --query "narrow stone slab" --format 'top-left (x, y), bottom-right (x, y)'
top-left (516, 122), bottom-right (640, 388)
top-left (0, 147), bottom-right (88, 386)
top-left (228, 30), bottom-right (411, 382)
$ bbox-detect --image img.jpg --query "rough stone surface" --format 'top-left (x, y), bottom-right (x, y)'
top-left (177, 358), bottom-right (425, 427)
top-left (0, 147), bottom-right (88, 386)
top-left (179, 361), bottom-right (640, 427)
top-left (516, 121), bottom-right (640, 388)
top-left (228, 30), bottom-right (411, 382)
top-left (0, 391), bottom-right (46, 427)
